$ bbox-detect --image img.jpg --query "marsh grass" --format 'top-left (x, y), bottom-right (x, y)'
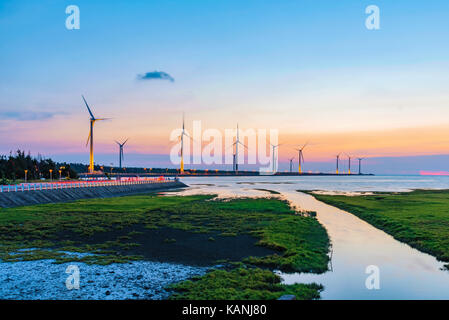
top-left (0, 193), bottom-right (330, 299)
top-left (0, 194), bottom-right (329, 272)
top-left (311, 189), bottom-right (449, 262)
top-left (169, 266), bottom-right (323, 300)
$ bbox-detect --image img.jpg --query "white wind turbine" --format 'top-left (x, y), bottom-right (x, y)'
top-left (232, 123), bottom-right (247, 173)
top-left (175, 113), bottom-right (192, 174)
top-left (289, 157), bottom-right (295, 173)
top-left (270, 143), bottom-right (281, 173)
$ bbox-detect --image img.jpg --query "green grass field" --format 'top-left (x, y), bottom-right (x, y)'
top-left (0, 193), bottom-right (330, 299)
top-left (312, 189), bottom-right (449, 264)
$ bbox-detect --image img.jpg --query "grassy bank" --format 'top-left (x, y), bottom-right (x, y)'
top-left (311, 189), bottom-right (449, 264)
top-left (169, 266), bottom-right (323, 300)
top-left (0, 193), bottom-right (330, 299)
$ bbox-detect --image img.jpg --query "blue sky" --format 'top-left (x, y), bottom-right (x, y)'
top-left (1, 0), bottom-right (449, 173)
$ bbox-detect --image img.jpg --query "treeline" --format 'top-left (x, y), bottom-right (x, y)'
top-left (0, 150), bottom-right (77, 183)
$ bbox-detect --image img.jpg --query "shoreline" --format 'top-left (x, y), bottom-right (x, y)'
top-left (0, 181), bottom-right (187, 208)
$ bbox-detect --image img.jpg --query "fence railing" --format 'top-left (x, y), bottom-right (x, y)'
top-left (0, 176), bottom-right (178, 193)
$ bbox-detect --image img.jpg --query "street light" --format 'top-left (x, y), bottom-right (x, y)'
top-left (59, 166), bottom-right (66, 180)
top-left (24, 170), bottom-right (28, 183)
top-left (49, 169), bottom-right (53, 182)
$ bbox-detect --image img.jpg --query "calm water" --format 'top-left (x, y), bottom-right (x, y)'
top-left (177, 175), bottom-right (449, 300)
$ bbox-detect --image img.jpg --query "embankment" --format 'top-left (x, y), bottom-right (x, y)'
top-left (0, 181), bottom-right (187, 208)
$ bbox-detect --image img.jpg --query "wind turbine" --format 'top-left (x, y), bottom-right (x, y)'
top-left (335, 153), bottom-right (341, 174)
top-left (233, 123), bottom-right (248, 173)
top-left (115, 138), bottom-right (129, 170)
top-left (295, 142), bottom-right (308, 174)
top-left (346, 153), bottom-right (352, 174)
top-left (82, 95), bottom-right (109, 173)
top-left (175, 113), bottom-right (191, 174)
top-left (289, 157), bottom-right (295, 173)
top-left (271, 144), bottom-right (281, 173)
top-left (357, 157), bottom-right (364, 175)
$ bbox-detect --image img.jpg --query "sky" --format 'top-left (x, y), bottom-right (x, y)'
top-left (1, 0), bottom-right (449, 174)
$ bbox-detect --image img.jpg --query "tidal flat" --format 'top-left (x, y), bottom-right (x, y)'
top-left (0, 193), bottom-right (330, 299)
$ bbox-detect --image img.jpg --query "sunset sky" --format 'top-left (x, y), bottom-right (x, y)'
top-left (1, 0), bottom-right (449, 174)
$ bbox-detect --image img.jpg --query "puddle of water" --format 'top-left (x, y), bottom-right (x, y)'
top-left (178, 176), bottom-right (449, 300)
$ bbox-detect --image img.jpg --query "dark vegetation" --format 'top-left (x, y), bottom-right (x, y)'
top-left (0, 150), bottom-right (77, 183)
top-left (254, 188), bottom-right (281, 194)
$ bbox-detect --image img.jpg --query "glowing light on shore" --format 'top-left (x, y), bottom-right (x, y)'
top-left (419, 171), bottom-right (449, 176)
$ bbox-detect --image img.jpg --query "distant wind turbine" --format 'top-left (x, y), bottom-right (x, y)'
top-left (335, 153), bottom-right (341, 174)
top-left (82, 95), bottom-right (110, 173)
top-left (175, 113), bottom-right (192, 174)
top-left (346, 153), bottom-right (352, 175)
top-left (115, 138), bottom-right (129, 170)
top-left (295, 142), bottom-right (308, 174)
top-left (271, 144), bottom-right (281, 173)
top-left (233, 123), bottom-right (248, 173)
top-left (289, 157), bottom-right (295, 173)
top-left (357, 157), bottom-right (364, 175)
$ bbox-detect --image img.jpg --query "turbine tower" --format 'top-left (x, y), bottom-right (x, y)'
top-left (295, 142), bottom-right (308, 174)
top-left (289, 157), bottom-right (295, 173)
top-left (232, 123), bottom-right (247, 173)
top-left (115, 138), bottom-right (129, 170)
top-left (335, 153), bottom-right (341, 174)
top-left (271, 144), bottom-right (280, 173)
top-left (82, 95), bottom-right (109, 173)
top-left (176, 113), bottom-right (191, 174)
top-left (346, 153), bottom-right (352, 175)
top-left (357, 157), bottom-right (364, 175)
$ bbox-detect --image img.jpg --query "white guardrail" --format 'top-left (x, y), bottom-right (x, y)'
top-left (0, 177), bottom-right (178, 193)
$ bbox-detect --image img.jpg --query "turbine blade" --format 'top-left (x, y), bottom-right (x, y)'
top-left (182, 112), bottom-right (185, 130)
top-left (82, 95), bottom-right (95, 119)
top-left (86, 131), bottom-right (91, 147)
top-left (183, 131), bottom-right (195, 142)
top-left (238, 141), bottom-right (248, 149)
top-left (123, 138), bottom-right (129, 145)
